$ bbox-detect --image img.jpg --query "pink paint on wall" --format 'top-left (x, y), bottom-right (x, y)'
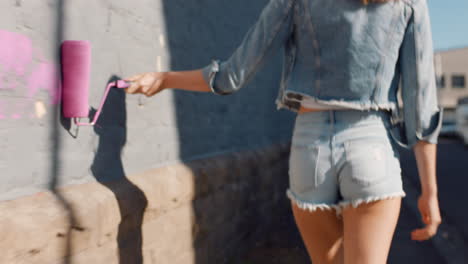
top-left (0, 30), bottom-right (61, 119)
top-left (27, 62), bottom-right (61, 105)
top-left (0, 30), bottom-right (34, 89)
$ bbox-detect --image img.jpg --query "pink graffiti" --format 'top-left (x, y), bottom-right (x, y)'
top-left (0, 30), bottom-right (61, 119)
top-left (27, 62), bottom-right (61, 105)
top-left (0, 30), bottom-right (33, 89)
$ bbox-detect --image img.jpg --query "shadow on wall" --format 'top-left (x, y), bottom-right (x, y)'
top-left (161, 0), bottom-right (294, 262)
top-left (53, 0), bottom-right (292, 262)
top-left (90, 75), bottom-right (148, 264)
top-left (161, 0), bottom-right (290, 162)
top-left (52, 0), bottom-right (146, 259)
top-left (49, 0), bottom-right (76, 263)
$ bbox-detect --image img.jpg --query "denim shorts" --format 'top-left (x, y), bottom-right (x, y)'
top-left (287, 109), bottom-right (406, 217)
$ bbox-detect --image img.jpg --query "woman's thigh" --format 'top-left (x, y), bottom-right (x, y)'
top-left (342, 197), bottom-right (402, 264)
top-left (291, 203), bottom-right (344, 264)
top-left (335, 111), bottom-right (404, 263)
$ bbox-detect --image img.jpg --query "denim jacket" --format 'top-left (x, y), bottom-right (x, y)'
top-left (201, 0), bottom-right (443, 149)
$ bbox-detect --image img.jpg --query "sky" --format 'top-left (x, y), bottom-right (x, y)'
top-left (428, 0), bottom-right (468, 50)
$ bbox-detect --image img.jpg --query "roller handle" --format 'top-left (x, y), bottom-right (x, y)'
top-left (74, 80), bottom-right (131, 126)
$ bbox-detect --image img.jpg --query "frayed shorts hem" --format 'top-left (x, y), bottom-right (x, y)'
top-left (287, 189), bottom-right (406, 217)
top-left (287, 190), bottom-right (342, 214)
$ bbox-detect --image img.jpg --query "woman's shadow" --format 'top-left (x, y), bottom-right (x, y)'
top-left (90, 75), bottom-right (148, 264)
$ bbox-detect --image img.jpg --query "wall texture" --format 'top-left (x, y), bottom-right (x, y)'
top-left (0, 0), bottom-right (295, 201)
top-left (0, 0), bottom-right (296, 263)
top-left (0, 143), bottom-right (291, 264)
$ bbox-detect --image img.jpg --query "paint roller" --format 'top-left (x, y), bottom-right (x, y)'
top-left (61, 40), bottom-right (130, 126)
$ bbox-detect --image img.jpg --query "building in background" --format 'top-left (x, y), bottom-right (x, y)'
top-left (435, 46), bottom-right (468, 121)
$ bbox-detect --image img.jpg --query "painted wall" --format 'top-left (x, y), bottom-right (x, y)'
top-left (0, 0), bottom-right (295, 201)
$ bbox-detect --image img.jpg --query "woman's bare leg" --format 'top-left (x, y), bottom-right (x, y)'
top-left (291, 202), bottom-right (344, 264)
top-left (342, 198), bottom-right (402, 264)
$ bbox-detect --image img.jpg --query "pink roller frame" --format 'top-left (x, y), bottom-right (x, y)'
top-left (61, 40), bottom-right (130, 126)
top-left (74, 80), bottom-right (130, 126)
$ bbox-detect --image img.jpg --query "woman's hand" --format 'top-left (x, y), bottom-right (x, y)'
top-left (411, 193), bottom-right (442, 241)
top-left (124, 72), bottom-right (167, 97)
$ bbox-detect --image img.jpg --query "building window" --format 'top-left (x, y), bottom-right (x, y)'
top-left (452, 74), bottom-right (466, 89)
top-left (437, 75), bottom-right (445, 89)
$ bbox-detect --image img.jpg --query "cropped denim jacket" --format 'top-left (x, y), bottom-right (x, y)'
top-left (201, 0), bottom-right (443, 149)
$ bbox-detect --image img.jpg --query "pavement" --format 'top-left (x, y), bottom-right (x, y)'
top-left (236, 138), bottom-right (468, 264)
top-left (398, 137), bottom-right (468, 264)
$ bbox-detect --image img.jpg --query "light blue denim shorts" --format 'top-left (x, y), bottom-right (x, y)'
top-left (287, 109), bottom-right (406, 217)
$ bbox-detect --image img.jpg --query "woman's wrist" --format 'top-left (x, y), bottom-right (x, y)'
top-left (413, 140), bottom-right (438, 198)
top-left (421, 176), bottom-right (438, 196)
top-left (160, 71), bottom-right (171, 90)
top-left (421, 187), bottom-right (438, 197)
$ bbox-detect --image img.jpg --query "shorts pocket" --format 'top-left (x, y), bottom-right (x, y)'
top-left (343, 138), bottom-right (388, 187)
top-left (288, 143), bottom-right (323, 193)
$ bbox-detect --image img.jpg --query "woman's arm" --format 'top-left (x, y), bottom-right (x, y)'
top-left (126, 0), bottom-right (296, 97)
top-left (411, 140), bottom-right (442, 241)
top-left (165, 70), bottom-right (211, 92)
top-left (201, 0), bottom-right (296, 95)
top-left (399, 0), bottom-right (443, 148)
top-left (398, 0), bottom-right (443, 241)
top-left (414, 141), bottom-right (438, 195)
top-left (124, 69), bottom-right (211, 96)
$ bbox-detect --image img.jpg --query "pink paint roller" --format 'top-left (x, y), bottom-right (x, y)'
top-left (61, 40), bottom-right (130, 126)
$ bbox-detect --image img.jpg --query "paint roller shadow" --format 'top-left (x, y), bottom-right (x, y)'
top-left (58, 78), bottom-right (74, 136)
top-left (59, 108), bottom-right (72, 133)
top-left (90, 75), bottom-right (148, 264)
top-left (57, 41), bottom-right (72, 135)
top-left (59, 112), bottom-right (77, 139)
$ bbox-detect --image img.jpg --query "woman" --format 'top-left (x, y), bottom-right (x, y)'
top-left (125, 0), bottom-right (443, 263)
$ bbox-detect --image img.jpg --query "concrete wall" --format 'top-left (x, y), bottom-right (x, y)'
top-left (0, 0), bottom-right (295, 263)
top-left (0, 144), bottom-right (291, 264)
top-left (0, 0), bottom-right (294, 200)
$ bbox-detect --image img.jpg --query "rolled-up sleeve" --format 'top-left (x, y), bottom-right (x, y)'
top-left (201, 0), bottom-right (296, 95)
top-left (398, 0), bottom-right (443, 149)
